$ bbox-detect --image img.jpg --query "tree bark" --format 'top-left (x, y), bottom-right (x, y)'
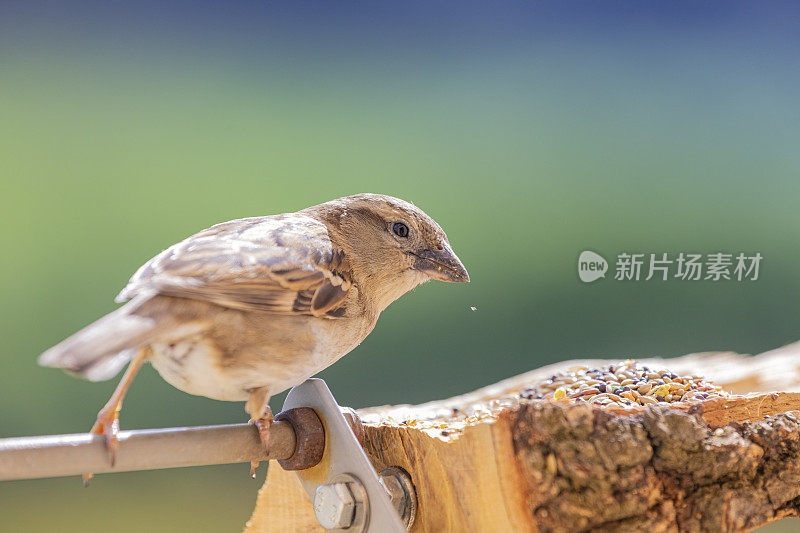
top-left (245, 342), bottom-right (800, 532)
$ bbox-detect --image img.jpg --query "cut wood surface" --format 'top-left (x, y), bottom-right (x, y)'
top-left (245, 342), bottom-right (800, 532)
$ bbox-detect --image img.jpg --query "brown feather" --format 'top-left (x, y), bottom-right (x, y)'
top-left (310, 282), bottom-right (349, 316)
top-left (116, 214), bottom-right (351, 317)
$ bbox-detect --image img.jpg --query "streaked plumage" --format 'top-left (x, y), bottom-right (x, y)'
top-left (39, 193), bottom-right (468, 477)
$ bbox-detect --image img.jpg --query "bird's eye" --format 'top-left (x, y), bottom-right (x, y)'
top-left (392, 222), bottom-right (410, 238)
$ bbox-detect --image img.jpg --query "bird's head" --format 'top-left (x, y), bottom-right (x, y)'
top-left (309, 193), bottom-right (469, 310)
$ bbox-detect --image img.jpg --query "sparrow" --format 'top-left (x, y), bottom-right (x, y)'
top-left (38, 193), bottom-right (469, 482)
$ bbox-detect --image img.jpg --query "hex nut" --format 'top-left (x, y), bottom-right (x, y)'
top-left (379, 466), bottom-right (417, 529)
top-left (314, 482), bottom-right (356, 529)
top-left (275, 407), bottom-right (325, 471)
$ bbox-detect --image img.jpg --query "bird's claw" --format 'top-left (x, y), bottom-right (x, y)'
top-left (248, 410), bottom-right (273, 478)
top-left (83, 406), bottom-right (121, 485)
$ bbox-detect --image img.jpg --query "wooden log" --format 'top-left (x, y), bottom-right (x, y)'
top-left (245, 342), bottom-right (800, 532)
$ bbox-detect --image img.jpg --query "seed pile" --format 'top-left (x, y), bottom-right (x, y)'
top-left (520, 359), bottom-right (728, 408)
top-left (362, 360), bottom-right (730, 440)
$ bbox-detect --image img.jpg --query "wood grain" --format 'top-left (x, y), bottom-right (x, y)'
top-left (245, 342), bottom-right (800, 532)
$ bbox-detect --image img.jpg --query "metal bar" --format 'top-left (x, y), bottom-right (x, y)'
top-left (0, 421), bottom-right (295, 482)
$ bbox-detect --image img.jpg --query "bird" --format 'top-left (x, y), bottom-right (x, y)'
top-left (38, 193), bottom-right (469, 483)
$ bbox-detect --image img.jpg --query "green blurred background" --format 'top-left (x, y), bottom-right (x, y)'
top-left (2, 2), bottom-right (800, 531)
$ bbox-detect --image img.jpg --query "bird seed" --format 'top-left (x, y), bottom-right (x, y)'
top-left (519, 359), bottom-right (727, 408)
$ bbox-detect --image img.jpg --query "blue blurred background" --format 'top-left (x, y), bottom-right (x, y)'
top-left (2, 2), bottom-right (800, 531)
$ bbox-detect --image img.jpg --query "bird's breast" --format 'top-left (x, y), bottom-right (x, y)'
top-left (148, 313), bottom-right (374, 402)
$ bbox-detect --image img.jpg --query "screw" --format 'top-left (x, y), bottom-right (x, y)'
top-left (313, 470), bottom-right (411, 531)
top-left (379, 466), bottom-right (417, 529)
top-left (314, 482), bottom-right (356, 529)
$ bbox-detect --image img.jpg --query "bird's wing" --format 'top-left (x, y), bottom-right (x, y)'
top-left (116, 214), bottom-right (351, 317)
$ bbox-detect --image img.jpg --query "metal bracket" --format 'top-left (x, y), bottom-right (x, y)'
top-left (281, 379), bottom-right (407, 533)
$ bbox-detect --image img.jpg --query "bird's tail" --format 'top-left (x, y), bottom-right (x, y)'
top-left (38, 294), bottom-right (168, 382)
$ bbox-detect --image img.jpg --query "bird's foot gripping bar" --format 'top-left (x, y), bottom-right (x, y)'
top-left (0, 379), bottom-right (415, 532)
top-left (277, 379), bottom-right (416, 532)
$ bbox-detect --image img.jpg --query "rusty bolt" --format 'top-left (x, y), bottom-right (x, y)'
top-left (275, 407), bottom-right (325, 471)
top-left (275, 406), bottom-right (367, 471)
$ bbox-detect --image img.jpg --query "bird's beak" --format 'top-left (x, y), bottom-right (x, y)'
top-left (412, 246), bottom-right (470, 283)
